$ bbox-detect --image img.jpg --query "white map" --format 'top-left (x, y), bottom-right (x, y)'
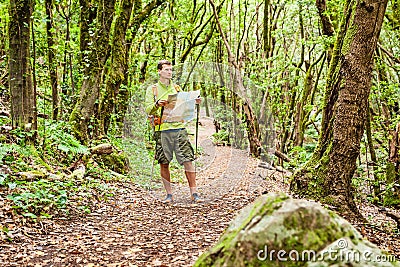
top-left (162, 90), bottom-right (200, 123)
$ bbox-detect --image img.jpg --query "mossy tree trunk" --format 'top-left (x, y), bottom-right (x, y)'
top-left (98, 0), bottom-right (133, 135)
top-left (45, 0), bottom-right (59, 120)
top-left (70, 0), bottom-right (116, 142)
top-left (293, 53), bottom-right (325, 148)
top-left (263, 0), bottom-right (270, 55)
top-left (9, 0), bottom-right (36, 130)
top-left (290, 0), bottom-right (389, 217)
top-left (78, 0), bottom-right (97, 57)
top-left (386, 123), bottom-right (400, 183)
top-left (293, 61), bottom-right (311, 147)
top-left (258, 2), bottom-right (281, 122)
top-left (98, 0), bottom-right (164, 135)
top-left (58, 3), bottom-right (77, 99)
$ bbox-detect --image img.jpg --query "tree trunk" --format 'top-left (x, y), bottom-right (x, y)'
top-left (263, 0), bottom-right (270, 55)
top-left (78, 0), bottom-right (97, 55)
top-left (70, 0), bottom-right (116, 142)
top-left (293, 53), bottom-right (325, 147)
top-left (290, 0), bottom-right (389, 217)
top-left (385, 121), bottom-right (400, 205)
top-left (101, 0), bottom-right (164, 132)
top-left (46, 0), bottom-right (59, 120)
top-left (98, 0), bottom-right (133, 135)
top-left (9, 0), bottom-right (36, 130)
top-left (57, 2), bottom-right (76, 97)
top-left (293, 62), bottom-right (312, 147)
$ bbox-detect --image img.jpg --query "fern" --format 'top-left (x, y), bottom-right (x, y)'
top-left (45, 121), bottom-right (89, 156)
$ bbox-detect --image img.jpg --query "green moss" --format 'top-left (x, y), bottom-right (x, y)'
top-left (290, 138), bottom-right (334, 200)
top-left (340, 0), bottom-right (359, 56)
top-left (69, 108), bottom-right (86, 143)
top-left (323, 195), bottom-right (336, 206)
top-left (96, 152), bottom-right (129, 174)
top-left (386, 162), bottom-right (396, 184)
top-left (383, 186), bottom-right (400, 207)
top-left (280, 207), bottom-right (347, 255)
top-left (341, 25), bottom-right (358, 55)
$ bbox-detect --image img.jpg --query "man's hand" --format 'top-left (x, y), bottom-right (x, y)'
top-left (195, 97), bottom-right (202, 105)
top-left (156, 100), bottom-right (168, 107)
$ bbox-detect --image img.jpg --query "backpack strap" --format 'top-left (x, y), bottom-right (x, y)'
top-left (148, 84), bottom-right (160, 129)
top-left (152, 84), bottom-right (158, 103)
top-left (174, 84), bottom-right (181, 92)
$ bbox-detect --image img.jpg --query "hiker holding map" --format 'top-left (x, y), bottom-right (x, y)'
top-left (144, 60), bottom-right (202, 204)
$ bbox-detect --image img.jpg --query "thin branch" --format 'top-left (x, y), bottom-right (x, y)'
top-left (209, 0), bottom-right (238, 68)
top-left (378, 43), bottom-right (400, 64)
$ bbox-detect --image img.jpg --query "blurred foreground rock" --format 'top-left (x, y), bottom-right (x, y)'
top-left (194, 193), bottom-right (399, 267)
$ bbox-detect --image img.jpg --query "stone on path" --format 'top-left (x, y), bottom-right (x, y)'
top-left (194, 192), bottom-right (400, 267)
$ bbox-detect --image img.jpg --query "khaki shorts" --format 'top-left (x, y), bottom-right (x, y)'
top-left (154, 129), bottom-right (195, 165)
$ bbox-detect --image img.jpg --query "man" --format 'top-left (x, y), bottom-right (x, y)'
top-left (145, 60), bottom-right (202, 203)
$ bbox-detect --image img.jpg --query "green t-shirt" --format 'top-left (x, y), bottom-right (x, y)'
top-left (144, 81), bottom-right (185, 131)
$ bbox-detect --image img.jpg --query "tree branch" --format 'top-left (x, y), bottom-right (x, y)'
top-left (209, 0), bottom-right (238, 68)
top-left (378, 43), bottom-right (400, 64)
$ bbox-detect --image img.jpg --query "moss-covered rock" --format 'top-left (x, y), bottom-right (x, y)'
top-left (95, 151), bottom-right (129, 174)
top-left (194, 193), bottom-right (400, 267)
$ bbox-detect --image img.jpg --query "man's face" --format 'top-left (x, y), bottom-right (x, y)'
top-left (158, 64), bottom-right (173, 80)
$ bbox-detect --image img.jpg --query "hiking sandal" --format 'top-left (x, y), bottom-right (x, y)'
top-left (162, 194), bottom-right (173, 204)
top-left (191, 193), bottom-right (204, 203)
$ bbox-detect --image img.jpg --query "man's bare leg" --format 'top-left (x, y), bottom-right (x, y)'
top-left (183, 161), bottom-right (197, 195)
top-left (160, 163), bottom-right (172, 195)
top-left (184, 161), bottom-right (203, 202)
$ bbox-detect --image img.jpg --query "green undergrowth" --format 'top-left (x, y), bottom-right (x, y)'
top-left (0, 120), bottom-right (134, 221)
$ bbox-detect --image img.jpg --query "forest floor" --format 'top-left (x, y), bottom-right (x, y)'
top-left (1, 117), bottom-right (400, 266)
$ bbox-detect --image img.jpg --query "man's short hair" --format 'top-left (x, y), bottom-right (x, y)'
top-left (157, 60), bottom-right (172, 70)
